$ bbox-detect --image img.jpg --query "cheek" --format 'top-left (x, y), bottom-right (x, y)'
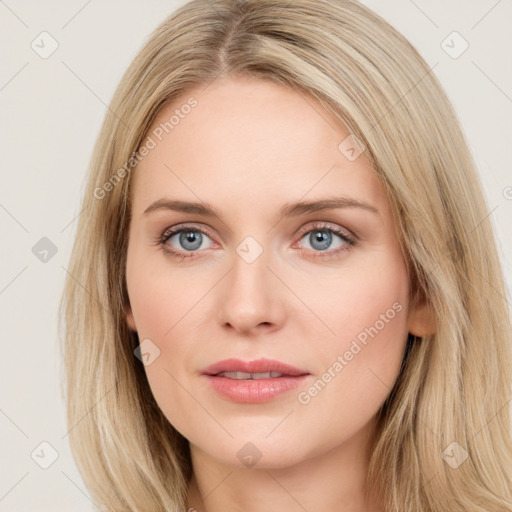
top-left (299, 252), bottom-right (411, 418)
top-left (126, 245), bottom-right (190, 340)
top-left (125, 249), bottom-right (206, 429)
top-left (334, 261), bottom-right (409, 364)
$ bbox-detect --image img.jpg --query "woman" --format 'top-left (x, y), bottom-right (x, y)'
top-left (59, 0), bottom-right (512, 510)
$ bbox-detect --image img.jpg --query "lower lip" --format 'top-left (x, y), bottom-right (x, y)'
top-left (203, 375), bottom-right (310, 403)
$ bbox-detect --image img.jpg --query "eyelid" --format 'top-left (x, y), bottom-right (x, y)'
top-left (161, 222), bottom-right (215, 240)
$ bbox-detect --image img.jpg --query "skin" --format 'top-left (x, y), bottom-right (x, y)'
top-left (124, 74), bottom-right (434, 512)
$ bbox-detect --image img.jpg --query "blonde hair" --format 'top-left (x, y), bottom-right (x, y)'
top-left (59, 0), bottom-right (512, 510)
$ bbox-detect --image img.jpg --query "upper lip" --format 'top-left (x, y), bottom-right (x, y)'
top-left (202, 358), bottom-right (310, 377)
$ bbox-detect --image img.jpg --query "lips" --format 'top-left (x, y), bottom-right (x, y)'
top-left (201, 358), bottom-right (311, 403)
top-left (202, 358), bottom-right (310, 377)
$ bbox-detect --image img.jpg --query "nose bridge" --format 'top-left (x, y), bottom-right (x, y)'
top-left (229, 233), bottom-right (270, 303)
top-left (218, 233), bottom-right (280, 331)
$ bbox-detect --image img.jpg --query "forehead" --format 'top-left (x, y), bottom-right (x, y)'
top-left (130, 75), bottom-right (386, 217)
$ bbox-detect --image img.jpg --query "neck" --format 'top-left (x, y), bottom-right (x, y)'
top-left (186, 417), bottom-right (383, 512)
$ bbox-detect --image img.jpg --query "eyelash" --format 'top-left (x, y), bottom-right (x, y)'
top-left (154, 221), bottom-right (357, 261)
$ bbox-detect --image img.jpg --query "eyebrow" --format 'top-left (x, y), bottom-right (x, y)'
top-left (143, 196), bottom-right (379, 220)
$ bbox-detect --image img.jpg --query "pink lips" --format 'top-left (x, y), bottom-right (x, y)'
top-left (202, 357), bottom-right (309, 377)
top-left (202, 358), bottom-right (311, 403)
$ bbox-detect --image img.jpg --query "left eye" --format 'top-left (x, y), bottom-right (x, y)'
top-left (299, 228), bottom-right (348, 252)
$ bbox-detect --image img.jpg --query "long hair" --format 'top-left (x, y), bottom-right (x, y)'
top-left (59, 0), bottom-right (512, 510)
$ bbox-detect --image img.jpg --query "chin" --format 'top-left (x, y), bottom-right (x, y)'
top-left (191, 433), bottom-right (311, 470)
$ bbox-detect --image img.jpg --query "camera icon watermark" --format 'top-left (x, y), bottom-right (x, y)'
top-left (236, 441), bottom-right (263, 468)
top-left (441, 31), bottom-right (469, 59)
top-left (441, 441), bottom-right (468, 468)
top-left (134, 338), bottom-right (161, 366)
top-left (32, 237), bottom-right (58, 263)
top-left (338, 134), bottom-right (365, 161)
top-left (30, 441), bottom-right (59, 469)
top-left (236, 236), bottom-right (264, 264)
top-left (31, 31), bottom-right (59, 59)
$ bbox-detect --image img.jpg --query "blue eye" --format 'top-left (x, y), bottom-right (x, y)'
top-left (295, 222), bottom-right (356, 260)
top-left (170, 230), bottom-right (207, 251)
top-left (301, 229), bottom-right (346, 252)
top-left (159, 225), bottom-right (214, 260)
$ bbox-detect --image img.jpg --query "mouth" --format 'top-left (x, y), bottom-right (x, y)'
top-left (202, 357), bottom-right (310, 377)
top-left (202, 358), bottom-right (311, 403)
top-left (213, 370), bottom-right (295, 379)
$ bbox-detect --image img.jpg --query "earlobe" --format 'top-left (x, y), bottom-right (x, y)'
top-left (407, 295), bottom-right (436, 338)
top-left (124, 303), bottom-right (137, 331)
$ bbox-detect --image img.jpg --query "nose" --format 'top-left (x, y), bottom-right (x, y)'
top-left (217, 246), bottom-right (284, 335)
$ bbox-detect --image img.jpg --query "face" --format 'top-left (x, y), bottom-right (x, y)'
top-left (124, 74), bottom-right (432, 469)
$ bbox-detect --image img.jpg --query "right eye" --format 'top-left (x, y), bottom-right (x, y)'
top-left (156, 224), bottom-right (217, 260)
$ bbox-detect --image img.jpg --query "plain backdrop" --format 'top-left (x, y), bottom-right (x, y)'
top-left (1, 1), bottom-right (511, 510)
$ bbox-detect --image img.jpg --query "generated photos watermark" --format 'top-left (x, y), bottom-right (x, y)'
top-left (297, 301), bottom-right (403, 404)
top-left (94, 96), bottom-right (198, 200)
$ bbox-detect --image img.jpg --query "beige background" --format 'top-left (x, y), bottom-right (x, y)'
top-left (1, 0), bottom-right (510, 510)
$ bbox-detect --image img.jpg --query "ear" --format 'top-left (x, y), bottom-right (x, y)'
top-left (407, 291), bottom-right (436, 338)
top-left (124, 302), bottom-right (137, 331)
